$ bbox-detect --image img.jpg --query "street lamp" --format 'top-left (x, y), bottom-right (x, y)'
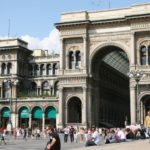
top-left (129, 70), bottom-right (145, 124)
top-left (4, 78), bottom-right (19, 134)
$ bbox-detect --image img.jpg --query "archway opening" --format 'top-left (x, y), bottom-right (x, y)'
top-left (45, 106), bottom-right (56, 127)
top-left (19, 107), bottom-right (29, 128)
top-left (1, 107), bottom-right (10, 128)
top-left (67, 97), bottom-right (82, 123)
top-left (32, 106), bottom-right (42, 129)
top-left (91, 45), bottom-right (130, 127)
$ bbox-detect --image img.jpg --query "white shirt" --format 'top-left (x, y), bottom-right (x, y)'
top-left (117, 130), bottom-right (126, 140)
top-left (92, 130), bottom-right (100, 144)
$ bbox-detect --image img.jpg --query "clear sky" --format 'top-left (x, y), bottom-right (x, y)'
top-left (0, 0), bottom-right (150, 53)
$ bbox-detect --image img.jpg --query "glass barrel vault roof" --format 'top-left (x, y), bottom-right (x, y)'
top-left (102, 51), bottom-right (129, 76)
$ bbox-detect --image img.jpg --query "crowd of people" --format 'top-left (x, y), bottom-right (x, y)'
top-left (0, 110), bottom-right (150, 149)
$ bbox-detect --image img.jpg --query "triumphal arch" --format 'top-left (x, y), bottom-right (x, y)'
top-left (56, 3), bottom-right (150, 128)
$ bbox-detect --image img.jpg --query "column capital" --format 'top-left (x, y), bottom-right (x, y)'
top-left (82, 86), bottom-right (87, 91)
top-left (59, 86), bottom-right (63, 91)
top-left (83, 35), bottom-right (87, 40)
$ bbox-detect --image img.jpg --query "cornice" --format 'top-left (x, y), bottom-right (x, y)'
top-left (55, 13), bottom-right (150, 29)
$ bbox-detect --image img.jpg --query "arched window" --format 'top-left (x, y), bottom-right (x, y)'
top-left (3, 82), bottom-right (11, 98)
top-left (75, 51), bottom-right (81, 69)
top-left (7, 63), bottom-right (12, 75)
top-left (42, 81), bottom-right (49, 95)
top-left (53, 63), bottom-right (58, 75)
top-left (148, 46), bottom-right (150, 65)
top-left (140, 46), bottom-right (146, 65)
top-left (69, 51), bottom-right (74, 69)
top-left (34, 64), bottom-right (39, 76)
top-left (46, 64), bottom-right (52, 75)
top-left (29, 82), bottom-right (37, 96)
top-left (1, 63), bottom-right (6, 75)
top-left (28, 65), bottom-right (33, 76)
top-left (40, 64), bottom-right (45, 76)
top-left (45, 106), bottom-right (56, 126)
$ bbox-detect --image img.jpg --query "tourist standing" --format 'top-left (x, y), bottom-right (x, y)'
top-left (144, 110), bottom-right (150, 137)
top-left (63, 126), bottom-right (69, 143)
top-left (69, 126), bottom-right (75, 143)
top-left (45, 126), bottom-right (61, 150)
top-left (23, 128), bottom-right (27, 140)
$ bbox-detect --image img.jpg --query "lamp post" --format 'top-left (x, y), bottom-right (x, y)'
top-left (4, 78), bottom-right (18, 134)
top-left (129, 70), bottom-right (144, 124)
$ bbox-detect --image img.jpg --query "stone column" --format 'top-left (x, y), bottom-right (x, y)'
top-left (32, 64), bottom-right (35, 77)
top-left (15, 114), bottom-right (18, 128)
top-left (82, 87), bottom-right (87, 127)
top-left (42, 113), bottom-right (45, 131)
top-left (146, 46), bottom-right (148, 65)
top-left (60, 38), bottom-right (64, 70)
top-left (66, 54), bottom-right (69, 69)
top-left (44, 63), bottom-right (47, 76)
top-left (13, 85), bottom-right (17, 98)
top-left (37, 64), bottom-right (40, 76)
top-left (0, 63), bottom-right (1, 75)
top-left (38, 87), bottom-right (42, 96)
top-left (58, 87), bottom-right (63, 128)
top-left (87, 87), bottom-right (92, 127)
top-left (130, 85), bottom-right (136, 124)
top-left (131, 32), bottom-right (136, 66)
top-left (1, 86), bottom-right (3, 98)
top-left (83, 36), bottom-right (87, 70)
top-left (141, 101), bottom-right (144, 124)
top-left (29, 113), bottom-right (32, 128)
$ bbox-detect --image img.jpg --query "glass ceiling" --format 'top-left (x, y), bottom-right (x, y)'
top-left (102, 51), bottom-right (129, 76)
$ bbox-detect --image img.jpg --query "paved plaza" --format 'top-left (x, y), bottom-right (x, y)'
top-left (0, 134), bottom-right (150, 150)
top-left (0, 134), bottom-right (85, 150)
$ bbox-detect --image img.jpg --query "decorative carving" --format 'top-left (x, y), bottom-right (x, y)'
top-left (59, 76), bottom-right (86, 84)
top-left (131, 23), bottom-right (150, 30)
top-left (61, 28), bottom-right (86, 36)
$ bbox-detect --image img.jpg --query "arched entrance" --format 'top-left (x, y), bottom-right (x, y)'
top-left (91, 45), bottom-right (130, 127)
top-left (67, 97), bottom-right (82, 123)
top-left (45, 106), bottom-right (56, 127)
top-left (19, 107), bottom-right (29, 128)
top-left (1, 107), bottom-right (10, 128)
top-left (32, 106), bottom-right (42, 129)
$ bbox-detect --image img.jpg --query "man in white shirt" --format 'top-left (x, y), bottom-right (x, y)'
top-left (85, 126), bottom-right (100, 146)
top-left (117, 128), bottom-right (126, 142)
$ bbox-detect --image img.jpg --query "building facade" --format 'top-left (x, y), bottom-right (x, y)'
top-left (1, 3), bottom-right (150, 130)
top-left (55, 3), bottom-right (150, 128)
top-left (0, 39), bottom-right (60, 131)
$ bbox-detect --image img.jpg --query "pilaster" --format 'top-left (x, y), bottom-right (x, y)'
top-left (130, 84), bottom-right (136, 124)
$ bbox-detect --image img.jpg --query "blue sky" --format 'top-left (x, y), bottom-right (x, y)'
top-left (0, 0), bottom-right (150, 53)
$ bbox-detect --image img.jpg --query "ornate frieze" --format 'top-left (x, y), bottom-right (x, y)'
top-left (59, 76), bottom-right (86, 85)
top-left (61, 28), bottom-right (86, 36)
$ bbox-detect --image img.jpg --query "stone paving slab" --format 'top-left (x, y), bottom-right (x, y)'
top-left (71, 140), bottom-right (150, 150)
